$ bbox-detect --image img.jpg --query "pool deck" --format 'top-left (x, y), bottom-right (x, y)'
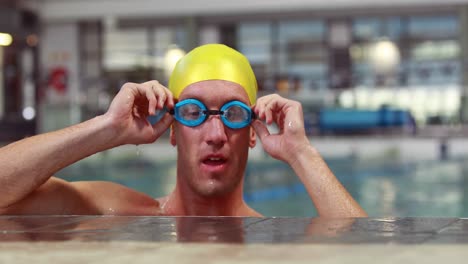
top-left (1, 216), bottom-right (468, 263)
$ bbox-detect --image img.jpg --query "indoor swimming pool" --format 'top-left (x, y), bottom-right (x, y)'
top-left (56, 152), bottom-right (468, 217)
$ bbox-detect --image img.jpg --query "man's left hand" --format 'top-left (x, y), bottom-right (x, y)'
top-left (252, 94), bottom-right (310, 165)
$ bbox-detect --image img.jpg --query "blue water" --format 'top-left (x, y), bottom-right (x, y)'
top-left (57, 154), bottom-right (468, 217)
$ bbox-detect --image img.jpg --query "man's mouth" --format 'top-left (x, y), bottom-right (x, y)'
top-left (202, 156), bottom-right (227, 166)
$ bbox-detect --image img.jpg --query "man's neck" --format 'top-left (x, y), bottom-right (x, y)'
top-left (162, 185), bottom-right (260, 216)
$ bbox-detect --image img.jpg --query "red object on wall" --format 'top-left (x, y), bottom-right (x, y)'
top-left (47, 67), bottom-right (68, 93)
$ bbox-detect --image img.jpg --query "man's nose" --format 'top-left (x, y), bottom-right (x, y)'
top-left (204, 115), bottom-right (227, 146)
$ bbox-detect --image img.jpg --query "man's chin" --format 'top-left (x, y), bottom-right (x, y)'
top-left (192, 180), bottom-right (235, 198)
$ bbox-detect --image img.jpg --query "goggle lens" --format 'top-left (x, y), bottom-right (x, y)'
top-left (224, 105), bottom-right (249, 123)
top-left (177, 103), bottom-right (203, 121)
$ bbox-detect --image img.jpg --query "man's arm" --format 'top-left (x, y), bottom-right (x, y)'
top-left (0, 177), bottom-right (162, 215)
top-left (252, 94), bottom-right (367, 218)
top-left (0, 80), bottom-right (174, 212)
top-left (287, 145), bottom-right (367, 217)
top-left (0, 114), bottom-right (117, 209)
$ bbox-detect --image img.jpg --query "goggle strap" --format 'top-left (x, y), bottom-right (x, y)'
top-left (251, 112), bottom-right (256, 119)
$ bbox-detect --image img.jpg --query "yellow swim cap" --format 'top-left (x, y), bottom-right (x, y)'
top-left (168, 44), bottom-right (257, 105)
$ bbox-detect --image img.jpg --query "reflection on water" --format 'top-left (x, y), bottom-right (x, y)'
top-left (57, 154), bottom-right (468, 217)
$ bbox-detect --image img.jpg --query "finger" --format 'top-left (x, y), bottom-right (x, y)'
top-left (264, 100), bottom-right (279, 125)
top-left (252, 120), bottom-right (270, 142)
top-left (265, 107), bottom-right (273, 125)
top-left (148, 81), bottom-right (165, 110)
top-left (156, 87), bottom-right (167, 110)
top-left (256, 95), bottom-right (278, 123)
top-left (253, 100), bottom-right (268, 121)
top-left (134, 83), bottom-right (157, 116)
top-left (271, 97), bottom-right (292, 124)
top-left (116, 82), bottom-right (137, 107)
top-left (164, 87), bottom-right (175, 109)
top-left (252, 97), bottom-right (264, 117)
top-left (151, 81), bottom-right (174, 109)
top-left (253, 104), bottom-right (264, 121)
top-left (276, 111), bottom-right (285, 132)
top-left (152, 113), bottom-right (174, 138)
top-left (147, 92), bottom-right (157, 116)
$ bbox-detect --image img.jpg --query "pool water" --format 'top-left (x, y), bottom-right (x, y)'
top-left (57, 154), bottom-right (468, 217)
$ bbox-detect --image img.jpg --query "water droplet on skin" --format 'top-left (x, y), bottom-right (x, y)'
top-left (288, 121), bottom-right (293, 128)
top-left (160, 197), bottom-right (169, 214)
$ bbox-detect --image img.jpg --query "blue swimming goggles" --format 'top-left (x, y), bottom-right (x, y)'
top-left (148, 99), bottom-right (255, 129)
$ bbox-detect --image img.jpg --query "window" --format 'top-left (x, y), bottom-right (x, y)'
top-left (238, 23), bottom-right (273, 92)
top-left (406, 16), bottom-right (460, 86)
top-left (104, 28), bottom-right (149, 70)
top-left (278, 21), bottom-right (327, 92)
top-left (237, 21), bottom-right (327, 94)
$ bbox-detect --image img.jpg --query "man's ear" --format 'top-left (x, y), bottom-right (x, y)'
top-left (249, 127), bottom-right (256, 148)
top-left (170, 125), bottom-right (177, 146)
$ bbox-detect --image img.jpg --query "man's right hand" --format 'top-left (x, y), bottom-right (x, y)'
top-left (0, 80), bottom-right (175, 213)
top-left (105, 80), bottom-right (175, 146)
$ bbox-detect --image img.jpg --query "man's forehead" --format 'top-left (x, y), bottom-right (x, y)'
top-left (179, 80), bottom-right (251, 103)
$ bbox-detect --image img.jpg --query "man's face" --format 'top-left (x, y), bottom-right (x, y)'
top-left (170, 80), bottom-right (255, 197)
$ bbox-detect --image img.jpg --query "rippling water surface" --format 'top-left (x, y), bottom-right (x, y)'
top-left (57, 154), bottom-right (468, 217)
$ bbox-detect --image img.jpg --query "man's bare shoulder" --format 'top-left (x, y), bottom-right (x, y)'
top-left (0, 177), bottom-right (161, 216)
top-left (68, 179), bottom-right (162, 215)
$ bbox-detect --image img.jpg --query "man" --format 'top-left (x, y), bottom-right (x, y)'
top-left (0, 44), bottom-right (366, 217)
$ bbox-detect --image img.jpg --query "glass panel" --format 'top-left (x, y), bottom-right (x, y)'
top-left (101, 25), bottom-right (187, 85)
top-left (406, 15), bottom-right (460, 86)
top-left (351, 17), bottom-right (404, 87)
top-left (353, 18), bottom-right (381, 41)
top-left (175, 26), bottom-right (188, 50)
top-left (237, 23), bottom-right (272, 92)
top-left (277, 20), bottom-right (327, 93)
top-left (153, 26), bottom-right (175, 70)
top-left (410, 40), bottom-right (460, 61)
top-left (103, 28), bottom-right (149, 70)
top-left (386, 17), bottom-right (403, 41)
top-left (237, 23), bottom-right (272, 65)
top-left (83, 28), bottom-right (100, 54)
top-left (152, 25), bottom-right (187, 82)
top-left (349, 14), bottom-right (461, 125)
top-left (406, 60), bottom-right (460, 86)
top-left (84, 59), bottom-right (100, 77)
top-left (354, 17), bottom-right (403, 41)
top-left (408, 15), bottom-right (458, 39)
